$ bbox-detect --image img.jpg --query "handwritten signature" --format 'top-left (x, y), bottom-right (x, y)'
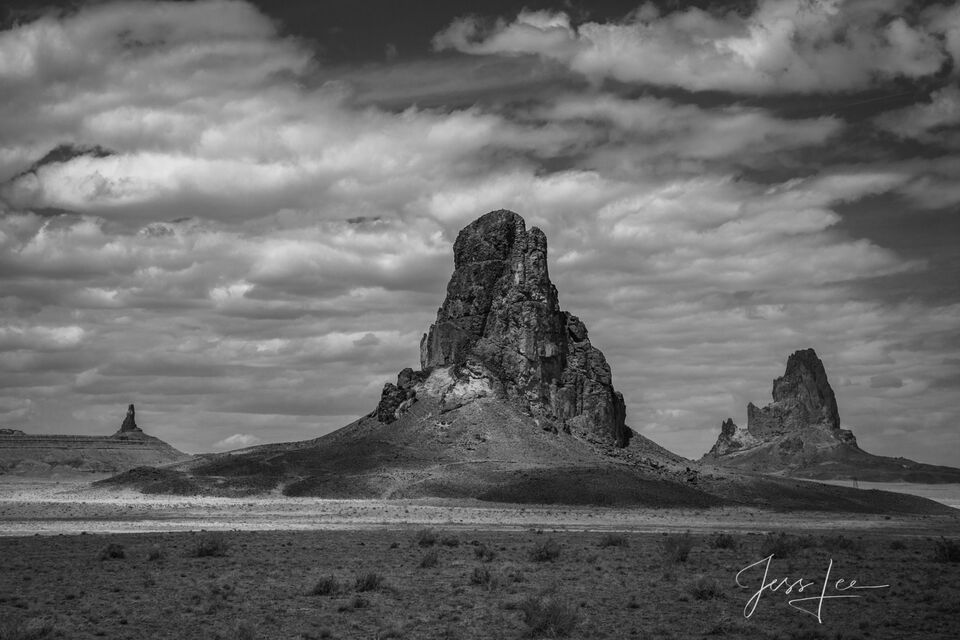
top-left (735, 555), bottom-right (889, 623)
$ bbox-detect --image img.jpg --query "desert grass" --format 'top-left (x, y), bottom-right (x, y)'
top-left (0, 617), bottom-right (55, 640)
top-left (1, 528), bottom-right (956, 640)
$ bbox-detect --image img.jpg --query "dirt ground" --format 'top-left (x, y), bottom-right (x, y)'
top-left (1, 480), bottom-right (958, 639)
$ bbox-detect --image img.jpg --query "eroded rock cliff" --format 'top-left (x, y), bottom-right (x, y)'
top-left (703, 349), bottom-right (960, 482)
top-left (385, 209), bottom-right (630, 447)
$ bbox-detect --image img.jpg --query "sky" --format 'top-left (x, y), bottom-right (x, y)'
top-left (0, 0), bottom-right (958, 466)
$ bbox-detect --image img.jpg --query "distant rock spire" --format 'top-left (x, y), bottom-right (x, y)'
top-left (119, 404), bottom-right (141, 433)
top-left (748, 348), bottom-right (841, 437)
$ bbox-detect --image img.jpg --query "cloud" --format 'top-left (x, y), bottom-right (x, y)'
top-left (212, 433), bottom-right (263, 451)
top-left (435, 1), bottom-right (953, 93)
top-left (874, 85), bottom-right (960, 144)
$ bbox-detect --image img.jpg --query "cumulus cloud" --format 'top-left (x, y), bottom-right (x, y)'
top-left (875, 85), bottom-right (960, 144)
top-left (435, 1), bottom-right (954, 93)
top-left (212, 433), bottom-right (264, 450)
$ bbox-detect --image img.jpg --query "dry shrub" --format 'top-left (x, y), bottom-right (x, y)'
top-left (474, 543), bottom-right (496, 562)
top-left (309, 576), bottom-right (344, 596)
top-left (189, 532), bottom-right (229, 558)
top-left (663, 532), bottom-right (695, 563)
top-left (760, 532), bottom-right (797, 559)
top-left (820, 534), bottom-right (859, 553)
top-left (518, 595), bottom-right (579, 637)
top-left (98, 543), bottom-right (125, 560)
top-left (686, 575), bottom-right (726, 601)
top-left (598, 533), bottom-right (628, 548)
top-left (529, 538), bottom-right (561, 562)
top-left (933, 537), bottom-right (960, 563)
top-left (419, 549), bottom-right (439, 568)
top-left (711, 533), bottom-right (738, 550)
top-left (354, 571), bottom-right (384, 592)
top-left (416, 528), bottom-right (437, 547)
top-left (469, 566), bottom-right (491, 586)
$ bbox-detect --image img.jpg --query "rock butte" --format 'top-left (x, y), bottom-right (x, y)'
top-left (0, 404), bottom-right (190, 475)
top-left (702, 349), bottom-right (960, 483)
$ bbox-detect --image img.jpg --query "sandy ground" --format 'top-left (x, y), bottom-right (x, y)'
top-left (808, 479), bottom-right (960, 509)
top-left (1, 478), bottom-right (957, 537)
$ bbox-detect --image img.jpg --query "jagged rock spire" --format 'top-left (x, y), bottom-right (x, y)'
top-left (119, 404), bottom-right (141, 433)
top-left (748, 348), bottom-right (840, 437)
top-left (416, 209), bottom-right (630, 447)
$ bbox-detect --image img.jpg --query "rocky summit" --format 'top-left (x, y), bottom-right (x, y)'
top-left (0, 404), bottom-right (190, 476)
top-left (703, 349), bottom-right (960, 483)
top-left (392, 210), bottom-right (629, 446)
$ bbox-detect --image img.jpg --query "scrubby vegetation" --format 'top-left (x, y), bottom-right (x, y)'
top-left (98, 543), bottom-right (125, 560)
top-left (529, 538), bottom-right (561, 562)
top-left (711, 532), bottom-right (738, 550)
top-left (760, 532), bottom-right (798, 559)
top-left (187, 533), bottom-right (229, 558)
top-left (598, 533), bottom-right (629, 548)
top-left (415, 528), bottom-right (437, 547)
top-left (419, 549), bottom-right (439, 568)
top-left (933, 537), bottom-right (960, 563)
top-left (308, 576), bottom-right (344, 596)
top-left (1, 528), bottom-right (954, 639)
top-left (663, 532), bottom-right (695, 563)
top-left (517, 594), bottom-right (579, 637)
top-left (354, 572), bottom-right (384, 592)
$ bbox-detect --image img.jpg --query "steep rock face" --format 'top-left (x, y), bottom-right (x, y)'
top-left (699, 349), bottom-right (960, 482)
top-left (117, 404), bottom-right (143, 434)
top-left (706, 349), bottom-right (854, 460)
top-left (399, 209), bottom-right (630, 446)
top-left (375, 368), bottom-right (428, 423)
top-left (748, 349), bottom-right (841, 437)
top-left (706, 418), bottom-right (758, 457)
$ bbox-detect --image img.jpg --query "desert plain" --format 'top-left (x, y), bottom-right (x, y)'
top-left (1, 478), bottom-right (959, 640)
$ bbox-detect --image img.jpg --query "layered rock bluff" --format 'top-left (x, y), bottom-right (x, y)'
top-left (408, 210), bottom-right (629, 446)
top-left (0, 404), bottom-right (190, 476)
top-left (703, 349), bottom-right (960, 483)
